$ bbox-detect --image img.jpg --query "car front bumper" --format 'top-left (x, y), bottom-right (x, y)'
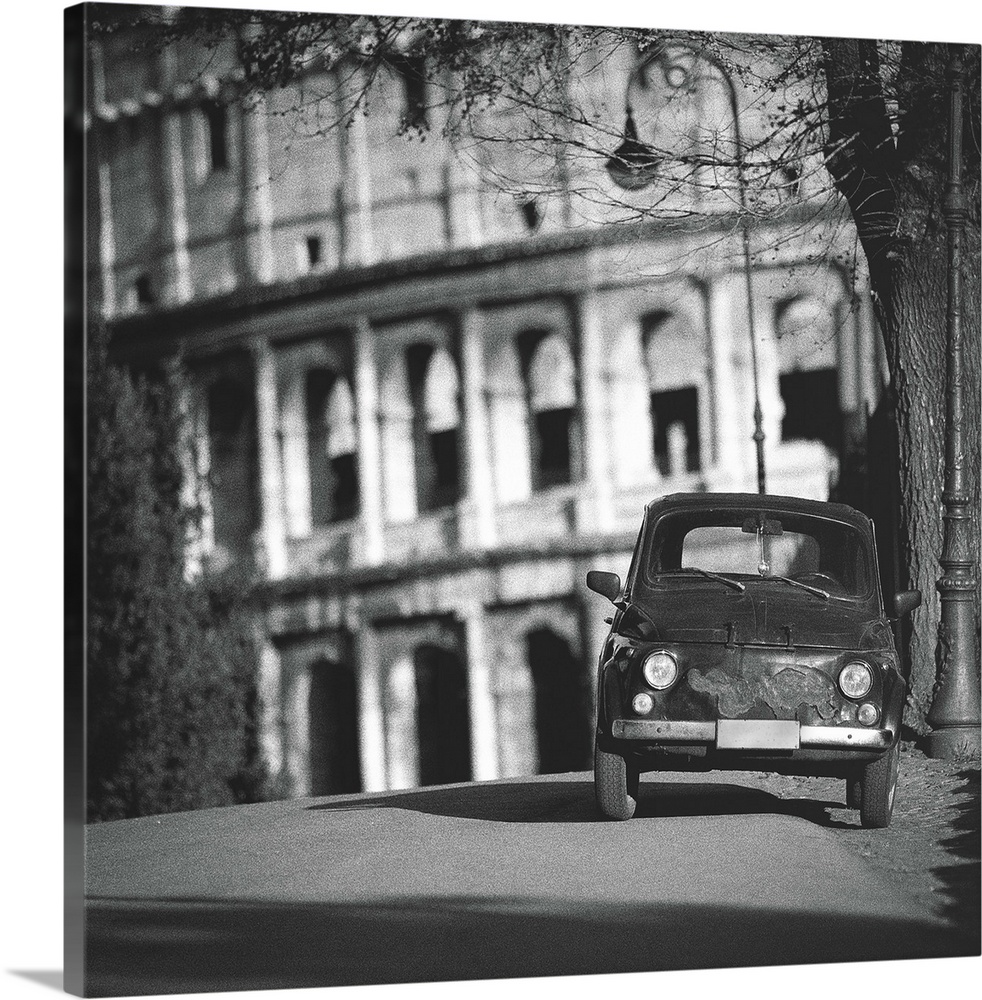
top-left (610, 719), bottom-right (893, 750)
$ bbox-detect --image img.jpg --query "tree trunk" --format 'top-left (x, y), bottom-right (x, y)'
top-left (822, 39), bottom-right (981, 728)
top-left (886, 217), bottom-right (981, 726)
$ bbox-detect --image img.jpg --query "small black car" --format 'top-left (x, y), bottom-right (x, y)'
top-left (587, 493), bottom-right (921, 828)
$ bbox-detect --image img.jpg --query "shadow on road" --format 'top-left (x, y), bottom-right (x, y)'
top-left (84, 890), bottom-right (968, 998)
top-left (637, 781), bottom-right (848, 826)
top-left (931, 766), bottom-right (981, 948)
top-left (308, 776), bottom-right (849, 827)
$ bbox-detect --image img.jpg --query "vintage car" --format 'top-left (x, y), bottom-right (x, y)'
top-left (586, 493), bottom-right (921, 828)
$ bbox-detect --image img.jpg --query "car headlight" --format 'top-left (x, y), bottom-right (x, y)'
top-left (642, 650), bottom-right (678, 690)
top-left (857, 703), bottom-right (879, 726)
top-left (839, 660), bottom-right (873, 699)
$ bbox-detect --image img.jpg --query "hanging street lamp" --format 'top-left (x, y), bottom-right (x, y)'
top-left (606, 42), bottom-right (766, 494)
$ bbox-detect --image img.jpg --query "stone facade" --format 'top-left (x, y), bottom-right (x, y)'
top-left (89, 25), bottom-right (888, 797)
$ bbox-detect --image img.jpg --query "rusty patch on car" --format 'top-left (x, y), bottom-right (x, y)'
top-left (686, 665), bottom-right (837, 719)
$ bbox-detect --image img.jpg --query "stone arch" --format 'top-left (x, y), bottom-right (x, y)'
top-left (306, 369), bottom-right (359, 524)
top-left (324, 376), bottom-right (358, 519)
top-left (307, 658), bottom-right (362, 795)
top-left (523, 330), bottom-right (578, 489)
top-left (525, 627), bottom-right (592, 773)
top-left (419, 346), bottom-right (462, 510)
top-left (423, 346), bottom-right (460, 431)
top-left (413, 643), bottom-right (472, 786)
top-left (325, 377), bottom-right (357, 455)
top-left (527, 331), bottom-right (577, 411)
top-left (775, 295), bottom-right (838, 372)
top-left (379, 355), bottom-right (417, 523)
top-left (642, 309), bottom-right (707, 476)
top-left (775, 294), bottom-right (841, 449)
top-left (206, 376), bottom-right (258, 553)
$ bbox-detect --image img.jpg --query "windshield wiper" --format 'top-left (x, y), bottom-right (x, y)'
top-left (766, 576), bottom-right (830, 599)
top-left (665, 568), bottom-right (745, 592)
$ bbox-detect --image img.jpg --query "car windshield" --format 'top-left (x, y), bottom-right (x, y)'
top-left (641, 507), bottom-right (875, 600)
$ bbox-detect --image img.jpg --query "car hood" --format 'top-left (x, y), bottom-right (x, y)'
top-left (635, 586), bottom-right (887, 650)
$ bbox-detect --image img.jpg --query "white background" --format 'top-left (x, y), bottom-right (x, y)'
top-left (2, 2), bottom-right (978, 1000)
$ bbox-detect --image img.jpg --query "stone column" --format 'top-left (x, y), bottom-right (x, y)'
top-left (195, 387), bottom-right (216, 558)
top-left (580, 573), bottom-right (615, 722)
top-left (353, 317), bottom-right (385, 565)
top-left (256, 631), bottom-right (285, 791)
top-left (836, 299), bottom-right (858, 411)
top-left (385, 655), bottom-right (419, 790)
top-left (280, 371), bottom-right (312, 539)
top-left (459, 308), bottom-right (496, 549)
top-left (667, 423), bottom-right (689, 477)
top-left (443, 156), bottom-right (484, 249)
top-left (286, 666), bottom-right (312, 796)
top-left (160, 107), bottom-right (193, 303)
top-left (440, 67), bottom-right (483, 249)
top-left (241, 94), bottom-right (275, 284)
top-left (706, 275), bottom-right (748, 489)
top-left (488, 383), bottom-right (532, 505)
top-left (837, 297), bottom-right (869, 507)
top-left (554, 63), bottom-right (575, 229)
top-left (251, 338), bottom-right (288, 578)
top-left (355, 620), bottom-right (387, 792)
top-left (859, 290), bottom-right (885, 410)
top-left (609, 322), bottom-right (655, 489)
top-left (462, 601), bottom-right (498, 781)
top-left (176, 382), bottom-right (209, 578)
top-left (95, 155), bottom-right (117, 317)
top-left (89, 42), bottom-right (117, 316)
top-left (158, 47), bottom-right (192, 303)
top-left (338, 66), bottom-right (373, 267)
top-left (571, 292), bottom-right (614, 532)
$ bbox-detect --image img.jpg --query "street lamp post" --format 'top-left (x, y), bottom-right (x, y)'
top-left (926, 48), bottom-right (981, 758)
top-left (606, 43), bottom-right (767, 494)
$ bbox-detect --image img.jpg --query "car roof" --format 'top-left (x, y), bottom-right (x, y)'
top-left (643, 492), bottom-right (872, 530)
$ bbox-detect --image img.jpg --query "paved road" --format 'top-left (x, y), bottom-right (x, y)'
top-left (85, 772), bottom-right (970, 996)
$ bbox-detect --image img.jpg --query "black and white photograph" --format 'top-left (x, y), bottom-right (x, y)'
top-left (35, 0), bottom-right (982, 997)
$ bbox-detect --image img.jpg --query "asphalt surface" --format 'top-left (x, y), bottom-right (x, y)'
top-left (84, 772), bottom-right (974, 997)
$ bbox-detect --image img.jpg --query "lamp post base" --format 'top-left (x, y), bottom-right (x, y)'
top-left (926, 725), bottom-right (981, 759)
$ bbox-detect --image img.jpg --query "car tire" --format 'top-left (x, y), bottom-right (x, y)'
top-left (595, 745), bottom-right (638, 820)
top-left (859, 742), bottom-right (900, 829)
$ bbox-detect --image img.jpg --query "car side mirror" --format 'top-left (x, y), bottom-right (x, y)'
top-left (587, 570), bottom-right (621, 603)
top-left (893, 590), bottom-right (922, 617)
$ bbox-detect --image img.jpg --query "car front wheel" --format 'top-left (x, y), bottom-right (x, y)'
top-left (859, 742), bottom-right (900, 829)
top-left (595, 745), bottom-right (638, 820)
